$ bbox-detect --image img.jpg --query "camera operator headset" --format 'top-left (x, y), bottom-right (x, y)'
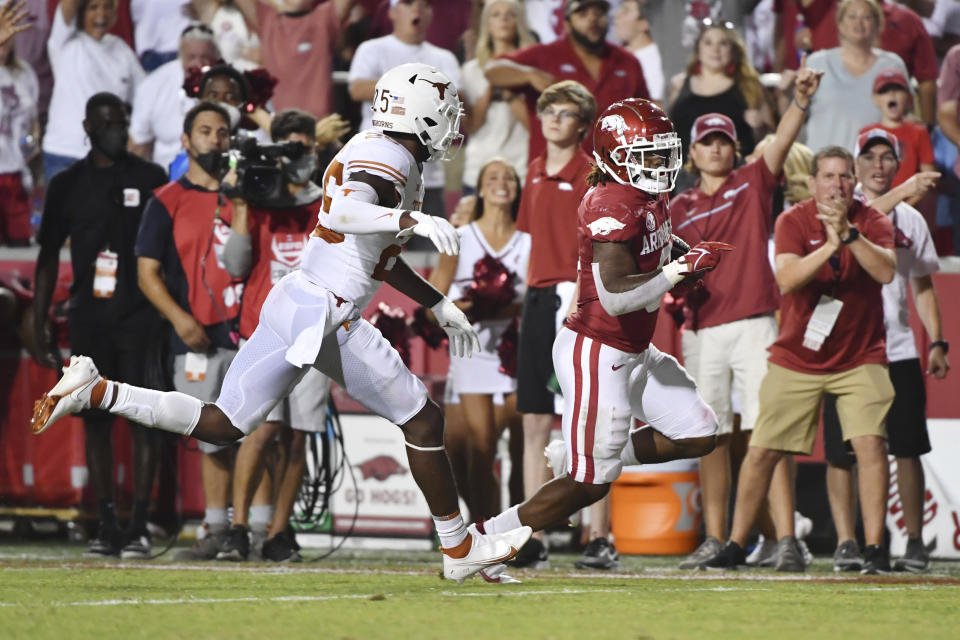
top-left (217, 108), bottom-right (333, 561)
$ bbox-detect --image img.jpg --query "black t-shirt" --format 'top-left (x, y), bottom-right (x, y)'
top-left (38, 152), bottom-right (168, 327)
top-left (669, 75), bottom-right (756, 156)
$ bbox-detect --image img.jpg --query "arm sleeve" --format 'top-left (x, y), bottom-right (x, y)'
top-left (135, 196), bottom-right (173, 260)
top-left (222, 229), bottom-right (253, 278)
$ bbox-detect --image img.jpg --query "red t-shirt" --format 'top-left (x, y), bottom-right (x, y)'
top-left (769, 198), bottom-right (895, 374)
top-left (516, 150), bottom-right (592, 287)
top-left (566, 181), bottom-right (671, 353)
top-left (857, 121), bottom-right (934, 188)
top-left (238, 201), bottom-right (321, 339)
top-left (258, 2), bottom-right (341, 118)
top-left (502, 38), bottom-right (649, 159)
top-left (669, 159), bottom-right (781, 329)
top-left (799, 2), bottom-right (937, 82)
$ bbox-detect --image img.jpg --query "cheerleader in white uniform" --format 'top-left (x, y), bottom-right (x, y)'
top-left (430, 158), bottom-right (530, 519)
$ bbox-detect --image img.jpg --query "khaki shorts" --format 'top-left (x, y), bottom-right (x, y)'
top-left (681, 314), bottom-right (777, 435)
top-left (750, 362), bottom-right (893, 455)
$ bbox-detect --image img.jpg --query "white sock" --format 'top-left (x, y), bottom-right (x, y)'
top-left (205, 508), bottom-right (228, 530)
top-left (482, 505), bottom-right (522, 535)
top-left (108, 382), bottom-right (202, 436)
top-left (250, 505), bottom-right (273, 531)
top-left (433, 511), bottom-right (468, 549)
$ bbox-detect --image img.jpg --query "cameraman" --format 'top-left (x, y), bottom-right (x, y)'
top-left (135, 101), bottom-right (244, 561)
top-left (217, 109), bottom-right (330, 561)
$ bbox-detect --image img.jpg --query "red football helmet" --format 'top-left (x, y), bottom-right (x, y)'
top-left (592, 98), bottom-right (682, 194)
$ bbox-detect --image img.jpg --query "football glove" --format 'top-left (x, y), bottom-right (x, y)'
top-left (431, 298), bottom-right (481, 358)
top-left (675, 241), bottom-right (735, 276)
top-left (410, 211), bottom-right (460, 256)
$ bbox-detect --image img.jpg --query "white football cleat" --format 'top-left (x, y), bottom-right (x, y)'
top-left (442, 525), bottom-right (532, 584)
top-left (31, 355), bottom-right (102, 435)
top-left (466, 524), bottom-right (522, 584)
top-left (479, 563), bottom-right (522, 585)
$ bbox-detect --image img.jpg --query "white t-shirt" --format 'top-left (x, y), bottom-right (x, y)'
top-left (632, 42), bottom-right (665, 102)
top-left (0, 62), bottom-right (39, 174)
top-left (130, 59), bottom-right (193, 172)
top-left (131, 0), bottom-right (191, 56)
top-left (349, 35), bottom-right (460, 189)
top-left (210, 5), bottom-right (261, 72)
top-left (459, 59), bottom-right (529, 189)
top-left (43, 6), bottom-right (144, 158)
top-left (882, 201), bottom-right (940, 363)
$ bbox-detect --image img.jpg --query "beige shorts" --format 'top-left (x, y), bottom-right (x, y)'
top-left (750, 362), bottom-right (894, 455)
top-left (681, 314), bottom-right (777, 435)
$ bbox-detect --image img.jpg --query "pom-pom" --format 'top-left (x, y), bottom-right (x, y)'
top-left (465, 255), bottom-right (517, 322)
top-left (410, 306), bottom-right (447, 349)
top-left (496, 317), bottom-right (520, 377)
top-left (369, 303), bottom-right (411, 366)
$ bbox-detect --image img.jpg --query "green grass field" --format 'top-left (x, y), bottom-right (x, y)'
top-left (2, 543), bottom-right (958, 640)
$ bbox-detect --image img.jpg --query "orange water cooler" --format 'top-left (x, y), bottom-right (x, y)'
top-left (610, 459), bottom-right (702, 555)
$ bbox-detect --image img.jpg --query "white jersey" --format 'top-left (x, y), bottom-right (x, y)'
top-left (300, 129), bottom-right (424, 310)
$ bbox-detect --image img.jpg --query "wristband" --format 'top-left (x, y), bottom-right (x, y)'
top-left (661, 260), bottom-right (688, 286)
top-left (793, 97), bottom-right (809, 112)
top-left (841, 227), bottom-right (860, 245)
top-left (930, 340), bottom-right (949, 354)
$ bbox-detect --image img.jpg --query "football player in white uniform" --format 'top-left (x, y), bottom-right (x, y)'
top-left (31, 63), bottom-right (532, 582)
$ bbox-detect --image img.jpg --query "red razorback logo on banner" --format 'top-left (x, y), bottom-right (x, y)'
top-left (357, 455), bottom-right (409, 481)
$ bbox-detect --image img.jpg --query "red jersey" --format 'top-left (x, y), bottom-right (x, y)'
top-left (238, 201), bottom-right (321, 339)
top-left (769, 198), bottom-right (895, 375)
top-left (516, 150), bottom-right (593, 287)
top-left (857, 121), bottom-right (934, 188)
top-left (566, 181), bottom-right (672, 353)
top-left (502, 38), bottom-right (649, 159)
top-left (670, 159), bottom-right (781, 329)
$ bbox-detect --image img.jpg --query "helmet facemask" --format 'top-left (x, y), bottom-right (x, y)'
top-left (415, 99), bottom-right (464, 161)
top-left (599, 132), bottom-right (682, 194)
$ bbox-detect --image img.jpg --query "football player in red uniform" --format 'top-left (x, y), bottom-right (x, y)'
top-left (476, 98), bottom-right (734, 541)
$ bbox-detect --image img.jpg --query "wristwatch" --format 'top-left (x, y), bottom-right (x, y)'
top-left (841, 227), bottom-right (860, 245)
top-left (930, 340), bottom-right (949, 354)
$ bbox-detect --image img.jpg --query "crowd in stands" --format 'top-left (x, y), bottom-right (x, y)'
top-left (0, 0), bottom-right (954, 573)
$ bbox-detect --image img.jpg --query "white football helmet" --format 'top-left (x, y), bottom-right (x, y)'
top-left (370, 63), bottom-right (464, 161)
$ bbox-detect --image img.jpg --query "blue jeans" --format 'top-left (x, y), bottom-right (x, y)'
top-left (43, 152), bottom-right (80, 184)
